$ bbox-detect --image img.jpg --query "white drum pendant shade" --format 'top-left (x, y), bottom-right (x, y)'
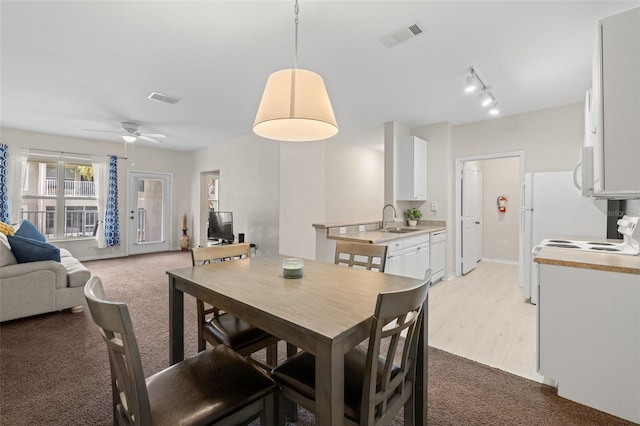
top-left (253, 68), bottom-right (338, 141)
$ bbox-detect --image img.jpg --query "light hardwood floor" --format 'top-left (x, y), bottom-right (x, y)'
top-left (428, 260), bottom-right (544, 383)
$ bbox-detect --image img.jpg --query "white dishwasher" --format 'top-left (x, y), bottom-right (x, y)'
top-left (430, 231), bottom-right (446, 283)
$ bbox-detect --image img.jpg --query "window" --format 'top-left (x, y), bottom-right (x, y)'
top-left (21, 158), bottom-right (98, 240)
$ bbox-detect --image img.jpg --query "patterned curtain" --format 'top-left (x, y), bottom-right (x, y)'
top-left (7, 146), bottom-right (28, 222)
top-left (104, 155), bottom-right (120, 247)
top-left (0, 144), bottom-right (8, 223)
top-left (92, 156), bottom-right (108, 248)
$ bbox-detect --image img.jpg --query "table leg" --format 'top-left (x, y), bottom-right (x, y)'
top-left (414, 295), bottom-right (428, 423)
top-left (169, 275), bottom-right (184, 365)
top-left (315, 341), bottom-right (344, 425)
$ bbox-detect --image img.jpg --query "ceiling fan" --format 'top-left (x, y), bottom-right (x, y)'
top-left (84, 122), bottom-right (166, 144)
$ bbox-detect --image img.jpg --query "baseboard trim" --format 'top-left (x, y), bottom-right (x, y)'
top-left (481, 257), bottom-right (519, 265)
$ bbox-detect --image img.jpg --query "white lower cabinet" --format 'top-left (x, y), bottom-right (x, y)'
top-left (385, 234), bottom-right (430, 279)
top-left (386, 248), bottom-right (404, 276)
top-left (537, 263), bottom-right (640, 424)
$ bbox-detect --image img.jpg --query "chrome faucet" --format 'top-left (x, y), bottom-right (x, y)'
top-left (382, 204), bottom-right (397, 231)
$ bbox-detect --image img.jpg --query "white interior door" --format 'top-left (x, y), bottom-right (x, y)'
top-left (462, 164), bottom-right (481, 274)
top-left (128, 172), bottom-right (171, 255)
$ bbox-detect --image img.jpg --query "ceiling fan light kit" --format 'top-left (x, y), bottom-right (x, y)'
top-left (253, 0), bottom-right (337, 142)
top-left (465, 66), bottom-right (499, 116)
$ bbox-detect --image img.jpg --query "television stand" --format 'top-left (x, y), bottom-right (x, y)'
top-left (206, 239), bottom-right (257, 252)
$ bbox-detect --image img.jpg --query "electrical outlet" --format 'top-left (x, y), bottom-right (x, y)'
top-left (503, 240), bottom-right (509, 246)
top-left (339, 227), bottom-right (347, 234)
top-left (431, 201), bottom-right (438, 212)
top-left (359, 225), bottom-right (365, 232)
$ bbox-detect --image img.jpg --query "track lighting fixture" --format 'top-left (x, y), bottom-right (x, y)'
top-left (465, 67), bottom-right (500, 116)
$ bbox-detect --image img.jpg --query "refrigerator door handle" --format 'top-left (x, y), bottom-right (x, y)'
top-left (520, 182), bottom-right (526, 209)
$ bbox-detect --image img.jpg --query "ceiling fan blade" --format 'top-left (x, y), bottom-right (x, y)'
top-left (83, 128), bottom-right (122, 134)
top-left (138, 135), bottom-right (161, 144)
top-left (141, 133), bottom-right (166, 138)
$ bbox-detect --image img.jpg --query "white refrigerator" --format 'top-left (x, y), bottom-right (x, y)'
top-left (519, 171), bottom-right (607, 304)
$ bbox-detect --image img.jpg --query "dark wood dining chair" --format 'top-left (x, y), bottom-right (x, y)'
top-left (84, 276), bottom-right (276, 426)
top-left (271, 277), bottom-right (430, 425)
top-left (334, 241), bottom-right (388, 272)
top-left (191, 244), bottom-right (279, 366)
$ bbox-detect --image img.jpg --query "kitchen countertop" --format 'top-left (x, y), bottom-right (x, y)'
top-left (327, 225), bottom-right (446, 244)
top-left (312, 219), bottom-right (381, 230)
top-left (534, 247), bottom-right (640, 275)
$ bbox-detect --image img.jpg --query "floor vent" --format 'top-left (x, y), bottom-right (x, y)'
top-left (380, 22), bottom-right (424, 48)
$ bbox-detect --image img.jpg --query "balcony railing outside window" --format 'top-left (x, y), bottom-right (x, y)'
top-left (20, 208), bottom-right (100, 239)
top-left (45, 179), bottom-right (95, 197)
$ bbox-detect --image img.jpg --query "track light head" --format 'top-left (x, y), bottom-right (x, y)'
top-left (464, 74), bottom-right (478, 93)
top-left (480, 90), bottom-right (493, 107)
top-left (489, 102), bottom-right (500, 115)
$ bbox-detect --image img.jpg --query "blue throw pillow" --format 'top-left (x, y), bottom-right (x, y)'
top-left (15, 220), bottom-right (46, 243)
top-left (7, 235), bottom-right (61, 263)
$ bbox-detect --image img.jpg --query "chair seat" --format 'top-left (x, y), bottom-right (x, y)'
top-left (272, 347), bottom-right (400, 422)
top-left (146, 345), bottom-right (276, 426)
top-left (202, 312), bottom-right (273, 351)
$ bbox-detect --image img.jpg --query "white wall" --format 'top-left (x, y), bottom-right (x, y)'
top-left (325, 140), bottom-right (384, 222)
top-left (279, 141), bottom-right (325, 259)
top-left (280, 139), bottom-right (384, 260)
top-left (1, 127), bottom-right (191, 260)
top-left (479, 157), bottom-right (521, 261)
top-left (453, 103), bottom-right (584, 172)
top-left (188, 134), bottom-right (280, 255)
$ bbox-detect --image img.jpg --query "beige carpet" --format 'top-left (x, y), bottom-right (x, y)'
top-left (0, 251), bottom-right (636, 425)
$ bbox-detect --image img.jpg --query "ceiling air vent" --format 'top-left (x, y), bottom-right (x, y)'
top-left (147, 91), bottom-right (180, 105)
top-left (379, 22), bottom-right (424, 49)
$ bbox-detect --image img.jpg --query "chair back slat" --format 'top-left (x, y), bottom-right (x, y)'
top-left (334, 241), bottom-right (388, 272)
top-left (85, 276), bottom-right (151, 426)
top-left (191, 243), bottom-right (251, 266)
top-left (360, 277), bottom-right (430, 425)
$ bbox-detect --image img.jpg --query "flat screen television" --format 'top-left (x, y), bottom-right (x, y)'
top-left (208, 211), bottom-right (234, 243)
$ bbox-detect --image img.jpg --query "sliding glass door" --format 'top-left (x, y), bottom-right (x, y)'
top-left (127, 172), bottom-right (171, 255)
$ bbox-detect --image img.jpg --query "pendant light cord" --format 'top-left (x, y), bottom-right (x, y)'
top-left (294, 0), bottom-right (299, 69)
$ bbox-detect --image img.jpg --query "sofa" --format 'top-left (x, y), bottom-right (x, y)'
top-left (0, 224), bottom-right (91, 322)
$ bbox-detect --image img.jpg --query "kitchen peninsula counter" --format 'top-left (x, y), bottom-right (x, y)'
top-left (314, 219), bottom-right (446, 265)
top-left (534, 247), bottom-right (640, 275)
top-left (313, 220), bottom-right (445, 244)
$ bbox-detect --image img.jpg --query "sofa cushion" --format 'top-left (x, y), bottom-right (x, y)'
top-left (0, 233), bottom-right (18, 267)
top-left (60, 256), bottom-right (91, 288)
top-left (7, 235), bottom-right (61, 263)
top-left (14, 220), bottom-right (46, 242)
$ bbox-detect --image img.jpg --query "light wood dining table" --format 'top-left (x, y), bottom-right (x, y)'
top-left (167, 255), bottom-right (428, 426)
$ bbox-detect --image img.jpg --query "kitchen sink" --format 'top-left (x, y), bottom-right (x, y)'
top-left (382, 227), bottom-right (417, 234)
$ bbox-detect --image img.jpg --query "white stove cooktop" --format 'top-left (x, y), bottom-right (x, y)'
top-left (534, 215), bottom-right (640, 256)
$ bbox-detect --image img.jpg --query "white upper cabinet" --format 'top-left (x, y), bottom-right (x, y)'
top-left (592, 7), bottom-right (640, 198)
top-left (395, 136), bottom-right (427, 201)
